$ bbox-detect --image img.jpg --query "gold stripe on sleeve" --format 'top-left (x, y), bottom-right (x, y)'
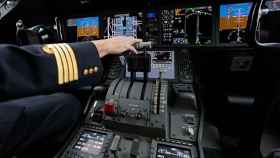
top-left (57, 44), bottom-right (74, 82)
top-left (53, 44), bottom-right (69, 84)
top-left (42, 44), bottom-right (64, 85)
top-left (63, 43), bottom-right (78, 81)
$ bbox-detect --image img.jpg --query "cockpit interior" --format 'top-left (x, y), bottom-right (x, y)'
top-left (0, 0), bottom-right (280, 158)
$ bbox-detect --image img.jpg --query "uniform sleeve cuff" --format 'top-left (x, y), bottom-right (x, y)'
top-left (69, 41), bottom-right (104, 85)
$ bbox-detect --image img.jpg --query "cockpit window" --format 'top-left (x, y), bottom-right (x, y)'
top-left (256, 0), bottom-right (280, 43)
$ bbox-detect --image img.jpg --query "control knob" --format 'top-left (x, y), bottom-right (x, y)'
top-left (183, 126), bottom-right (195, 137)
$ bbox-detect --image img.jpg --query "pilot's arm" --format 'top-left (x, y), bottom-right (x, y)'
top-left (0, 36), bottom-right (142, 100)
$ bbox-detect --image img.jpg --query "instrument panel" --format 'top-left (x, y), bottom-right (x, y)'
top-left (64, 1), bottom-right (255, 45)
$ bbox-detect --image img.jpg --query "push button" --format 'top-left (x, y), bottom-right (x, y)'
top-left (104, 101), bottom-right (116, 115)
top-left (83, 69), bottom-right (89, 76)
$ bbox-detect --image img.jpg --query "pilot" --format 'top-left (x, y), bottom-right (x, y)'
top-left (0, 36), bottom-right (142, 157)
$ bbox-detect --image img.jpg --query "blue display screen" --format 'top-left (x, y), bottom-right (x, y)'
top-left (147, 12), bottom-right (157, 18)
top-left (75, 17), bottom-right (99, 28)
top-left (67, 16), bottom-right (100, 40)
top-left (220, 2), bottom-right (253, 30)
top-left (220, 2), bottom-right (253, 17)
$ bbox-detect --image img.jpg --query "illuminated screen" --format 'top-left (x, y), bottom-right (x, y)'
top-left (145, 12), bottom-right (159, 43)
top-left (185, 6), bottom-right (213, 45)
top-left (219, 2), bottom-right (253, 31)
top-left (156, 144), bottom-right (191, 158)
top-left (73, 130), bottom-right (106, 155)
top-left (147, 12), bottom-right (157, 19)
top-left (126, 51), bottom-right (175, 80)
top-left (67, 17), bottom-right (100, 41)
top-left (105, 14), bottom-right (138, 38)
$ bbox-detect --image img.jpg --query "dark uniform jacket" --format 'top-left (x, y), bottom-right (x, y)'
top-left (0, 41), bottom-right (104, 100)
top-left (0, 41), bottom-right (104, 156)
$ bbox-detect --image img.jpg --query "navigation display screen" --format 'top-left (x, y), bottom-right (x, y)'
top-left (185, 6), bottom-right (213, 45)
top-left (160, 6), bottom-right (212, 45)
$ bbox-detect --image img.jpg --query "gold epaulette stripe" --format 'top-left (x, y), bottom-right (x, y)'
top-left (58, 44), bottom-right (74, 82)
top-left (42, 44), bottom-right (64, 85)
top-left (63, 43), bottom-right (79, 80)
top-left (53, 44), bottom-right (69, 84)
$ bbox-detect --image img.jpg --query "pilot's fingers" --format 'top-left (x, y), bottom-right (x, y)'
top-left (124, 37), bottom-right (142, 45)
top-left (127, 45), bottom-right (138, 54)
top-left (132, 38), bottom-right (143, 44)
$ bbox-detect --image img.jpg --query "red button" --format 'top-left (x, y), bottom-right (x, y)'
top-left (104, 102), bottom-right (116, 115)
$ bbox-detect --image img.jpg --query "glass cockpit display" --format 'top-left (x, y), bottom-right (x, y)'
top-left (219, 2), bottom-right (253, 43)
top-left (63, 2), bottom-right (256, 46)
top-left (67, 16), bottom-right (100, 41)
top-left (160, 6), bottom-right (213, 45)
top-left (104, 14), bottom-right (138, 38)
top-left (102, 6), bottom-right (212, 45)
top-left (144, 12), bottom-right (160, 44)
top-left (72, 130), bottom-right (107, 156)
top-left (156, 144), bottom-right (191, 158)
top-left (185, 6), bottom-right (213, 45)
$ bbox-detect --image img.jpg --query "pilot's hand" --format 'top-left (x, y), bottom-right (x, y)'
top-left (92, 36), bottom-right (143, 58)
